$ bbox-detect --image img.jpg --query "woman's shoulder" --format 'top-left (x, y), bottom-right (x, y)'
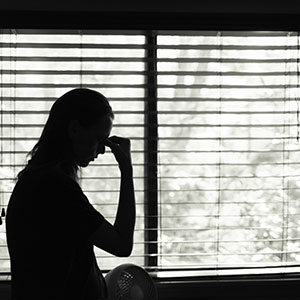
top-left (18, 162), bottom-right (81, 192)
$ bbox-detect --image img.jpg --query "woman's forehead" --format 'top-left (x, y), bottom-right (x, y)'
top-left (93, 115), bottom-right (113, 135)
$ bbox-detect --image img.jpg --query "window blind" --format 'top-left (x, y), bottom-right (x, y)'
top-left (0, 29), bottom-right (300, 277)
top-left (0, 29), bottom-right (146, 273)
top-left (156, 31), bottom-right (300, 276)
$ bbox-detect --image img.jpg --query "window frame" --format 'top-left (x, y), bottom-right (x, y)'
top-left (1, 11), bottom-right (300, 31)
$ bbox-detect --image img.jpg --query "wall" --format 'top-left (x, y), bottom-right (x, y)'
top-left (0, 0), bottom-right (300, 14)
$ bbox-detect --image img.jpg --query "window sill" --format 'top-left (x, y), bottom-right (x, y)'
top-left (0, 273), bottom-right (299, 300)
top-left (153, 272), bottom-right (300, 300)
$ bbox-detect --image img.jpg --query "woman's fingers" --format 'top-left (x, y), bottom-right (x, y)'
top-left (107, 136), bottom-right (130, 146)
top-left (105, 136), bottom-right (131, 153)
top-left (104, 138), bottom-right (118, 151)
top-left (104, 136), bottom-right (132, 170)
top-left (108, 136), bottom-right (123, 143)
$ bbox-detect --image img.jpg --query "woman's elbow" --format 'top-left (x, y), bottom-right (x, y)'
top-left (118, 250), bottom-right (131, 257)
top-left (116, 241), bottom-right (133, 257)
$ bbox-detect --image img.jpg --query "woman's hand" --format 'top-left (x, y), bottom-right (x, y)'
top-left (104, 136), bottom-right (132, 172)
top-left (91, 135), bottom-right (136, 257)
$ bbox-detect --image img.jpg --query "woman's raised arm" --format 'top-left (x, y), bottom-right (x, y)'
top-left (89, 136), bottom-right (136, 257)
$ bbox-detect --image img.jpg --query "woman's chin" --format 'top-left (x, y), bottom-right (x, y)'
top-left (77, 159), bottom-right (91, 168)
top-left (75, 156), bottom-right (95, 167)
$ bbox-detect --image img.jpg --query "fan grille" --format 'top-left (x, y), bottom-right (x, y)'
top-left (105, 264), bottom-right (158, 300)
top-left (115, 271), bottom-right (134, 300)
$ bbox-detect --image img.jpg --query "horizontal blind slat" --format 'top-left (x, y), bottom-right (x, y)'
top-left (1, 56), bottom-right (299, 63)
top-left (2, 70), bottom-right (300, 76)
top-left (0, 96), bottom-right (294, 102)
top-left (0, 56), bottom-right (147, 62)
top-left (0, 42), bottom-right (147, 49)
top-left (3, 42), bottom-right (300, 50)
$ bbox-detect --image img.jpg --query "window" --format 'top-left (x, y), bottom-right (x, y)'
top-left (1, 29), bottom-right (300, 278)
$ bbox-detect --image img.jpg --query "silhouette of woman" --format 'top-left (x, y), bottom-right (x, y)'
top-left (6, 88), bottom-right (136, 300)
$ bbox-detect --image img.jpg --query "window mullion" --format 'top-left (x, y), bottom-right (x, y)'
top-left (144, 30), bottom-right (158, 271)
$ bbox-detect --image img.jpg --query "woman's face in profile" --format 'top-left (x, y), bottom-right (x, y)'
top-left (69, 114), bottom-right (113, 167)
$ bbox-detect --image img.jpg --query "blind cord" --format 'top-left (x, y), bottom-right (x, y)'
top-left (0, 30), bottom-right (3, 225)
top-left (0, 29), bottom-right (6, 224)
top-left (297, 31), bottom-right (300, 141)
top-left (216, 31), bottom-right (223, 275)
top-left (281, 32), bottom-right (289, 271)
top-left (80, 30), bottom-right (83, 89)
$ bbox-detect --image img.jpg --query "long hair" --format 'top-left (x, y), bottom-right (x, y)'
top-left (18, 88), bottom-right (113, 181)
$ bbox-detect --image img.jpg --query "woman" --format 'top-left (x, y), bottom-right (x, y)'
top-left (6, 88), bottom-right (136, 300)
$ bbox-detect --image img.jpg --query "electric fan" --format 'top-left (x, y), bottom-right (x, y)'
top-left (105, 263), bottom-right (158, 300)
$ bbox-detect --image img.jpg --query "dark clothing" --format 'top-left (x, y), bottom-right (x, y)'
top-left (6, 166), bottom-right (106, 300)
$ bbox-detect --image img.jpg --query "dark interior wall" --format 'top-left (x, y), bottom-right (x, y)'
top-left (1, 0), bottom-right (300, 13)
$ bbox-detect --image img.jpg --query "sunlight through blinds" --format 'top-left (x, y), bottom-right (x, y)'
top-left (157, 31), bottom-right (300, 275)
